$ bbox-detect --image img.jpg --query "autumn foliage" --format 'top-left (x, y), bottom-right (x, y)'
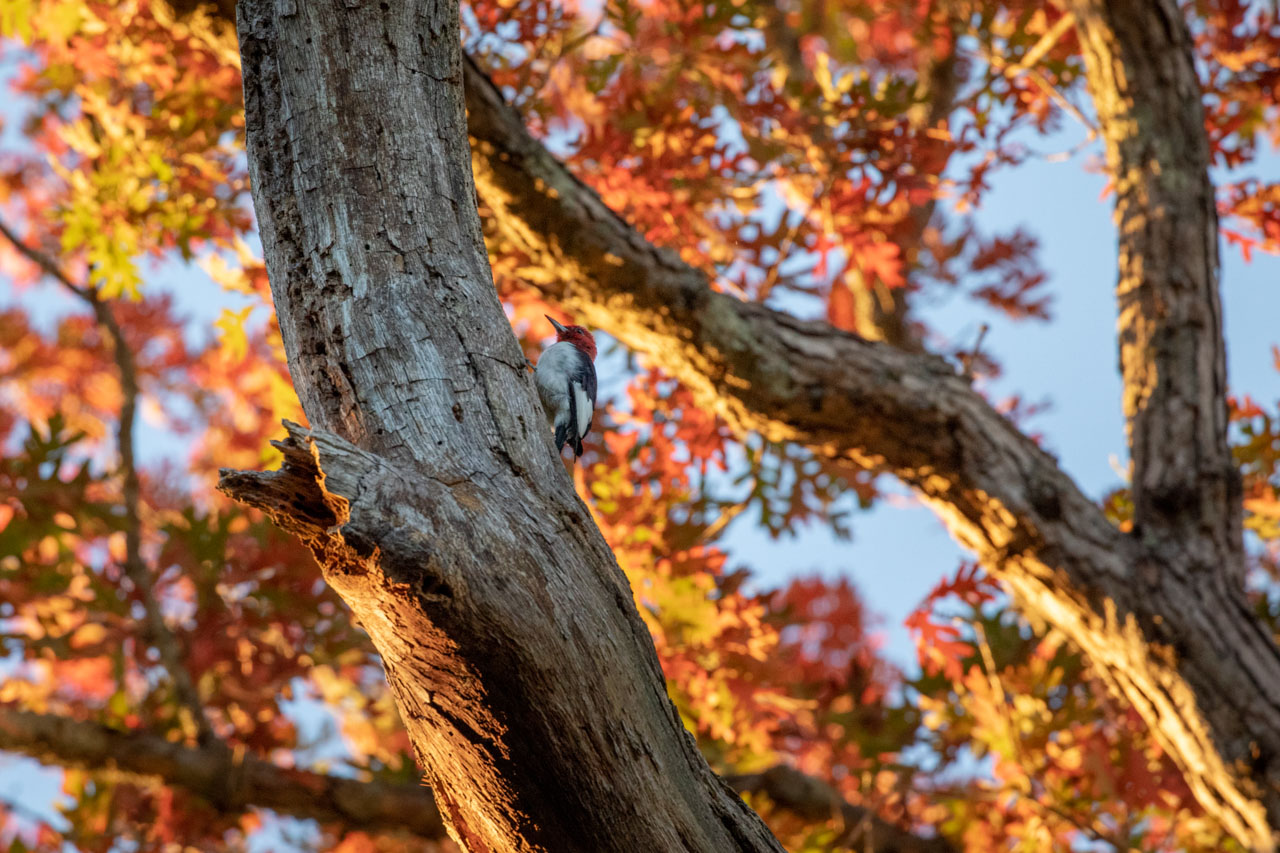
top-left (1, 0), bottom-right (1279, 851)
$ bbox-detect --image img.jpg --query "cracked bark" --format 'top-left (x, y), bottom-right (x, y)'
top-left (219, 420), bottom-right (779, 851)
top-left (222, 2), bottom-right (790, 850)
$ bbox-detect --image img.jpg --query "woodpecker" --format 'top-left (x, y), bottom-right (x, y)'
top-left (535, 314), bottom-right (597, 460)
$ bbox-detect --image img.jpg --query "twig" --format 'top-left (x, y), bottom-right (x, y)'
top-left (958, 323), bottom-right (990, 380)
top-left (0, 708), bottom-right (445, 838)
top-left (1023, 71), bottom-right (1097, 135)
top-left (1008, 13), bottom-right (1077, 74)
top-left (699, 500), bottom-right (748, 543)
top-left (974, 13), bottom-right (1098, 139)
top-left (757, 192), bottom-right (822, 304)
top-left (0, 217), bottom-right (212, 744)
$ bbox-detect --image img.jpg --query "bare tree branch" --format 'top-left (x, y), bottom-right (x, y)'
top-left (0, 706), bottom-right (951, 850)
top-left (0, 708), bottom-right (445, 838)
top-left (1069, 0), bottom-right (1241, 567)
top-left (726, 766), bottom-right (955, 853)
top-left (866, 18), bottom-right (961, 352)
top-left (0, 219), bottom-right (212, 744)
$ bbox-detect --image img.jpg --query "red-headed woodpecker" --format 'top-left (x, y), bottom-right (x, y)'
top-left (535, 314), bottom-right (597, 460)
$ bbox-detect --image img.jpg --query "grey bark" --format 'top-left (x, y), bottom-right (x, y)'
top-left (210, 0), bottom-right (1280, 849)
top-left (222, 2), bottom-right (789, 850)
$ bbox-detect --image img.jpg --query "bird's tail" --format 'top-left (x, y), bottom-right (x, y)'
top-left (553, 423), bottom-right (585, 462)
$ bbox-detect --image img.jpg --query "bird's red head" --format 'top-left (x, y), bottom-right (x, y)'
top-left (547, 315), bottom-right (597, 361)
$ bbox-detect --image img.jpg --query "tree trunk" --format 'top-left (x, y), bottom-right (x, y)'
top-left (1064, 1), bottom-right (1280, 845)
top-left (222, 2), bottom-right (787, 850)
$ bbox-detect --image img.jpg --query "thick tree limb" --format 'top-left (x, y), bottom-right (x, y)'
top-left (464, 34), bottom-right (1280, 852)
top-left (1061, 2), bottom-right (1277, 845)
top-left (0, 708), bottom-right (444, 838)
top-left (1069, 0), bottom-right (1242, 568)
top-left (1071, 0), bottom-right (1241, 566)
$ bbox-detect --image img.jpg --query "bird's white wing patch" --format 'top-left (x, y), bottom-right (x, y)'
top-left (572, 380), bottom-right (592, 437)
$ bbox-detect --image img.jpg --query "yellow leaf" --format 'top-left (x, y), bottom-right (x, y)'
top-left (201, 254), bottom-right (240, 292)
top-left (0, 0), bottom-right (33, 42)
top-left (70, 623), bottom-right (107, 650)
top-left (215, 305), bottom-right (254, 362)
top-left (815, 52), bottom-right (836, 101)
top-left (43, 0), bottom-right (83, 44)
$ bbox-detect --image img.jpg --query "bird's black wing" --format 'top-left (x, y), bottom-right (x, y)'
top-left (580, 360), bottom-right (598, 442)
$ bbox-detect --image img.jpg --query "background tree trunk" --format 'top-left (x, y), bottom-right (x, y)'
top-left (222, 1), bottom-right (787, 850)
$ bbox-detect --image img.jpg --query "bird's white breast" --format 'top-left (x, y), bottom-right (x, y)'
top-left (535, 342), bottom-right (581, 418)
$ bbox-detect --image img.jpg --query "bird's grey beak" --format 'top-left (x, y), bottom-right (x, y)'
top-left (546, 314), bottom-right (567, 334)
